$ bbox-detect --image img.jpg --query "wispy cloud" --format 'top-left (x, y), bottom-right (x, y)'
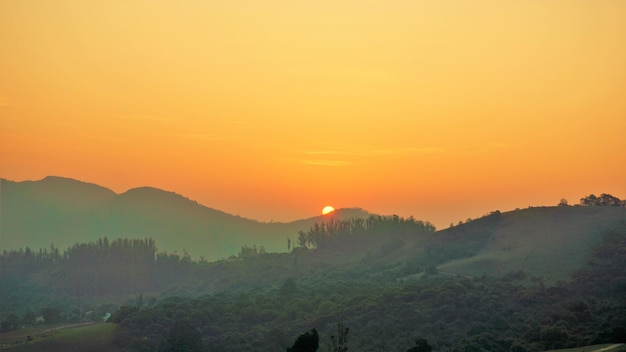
top-left (298, 159), bottom-right (352, 167)
top-left (371, 147), bottom-right (445, 155)
top-left (175, 133), bottom-right (229, 142)
top-left (115, 114), bottom-right (176, 123)
top-left (460, 142), bottom-right (512, 154)
top-left (290, 145), bottom-right (444, 166)
top-left (305, 150), bottom-right (344, 155)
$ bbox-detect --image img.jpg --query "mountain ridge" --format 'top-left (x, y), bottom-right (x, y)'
top-left (0, 176), bottom-right (373, 259)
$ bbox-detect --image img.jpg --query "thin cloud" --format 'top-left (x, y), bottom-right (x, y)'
top-left (371, 147), bottom-right (445, 155)
top-left (306, 150), bottom-right (343, 155)
top-left (176, 133), bottom-right (229, 142)
top-left (115, 114), bottom-right (176, 123)
top-left (298, 159), bottom-right (351, 167)
top-left (460, 143), bottom-right (512, 154)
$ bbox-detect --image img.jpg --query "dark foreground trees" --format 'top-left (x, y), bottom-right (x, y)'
top-left (287, 329), bottom-right (319, 352)
top-left (406, 339), bottom-right (432, 352)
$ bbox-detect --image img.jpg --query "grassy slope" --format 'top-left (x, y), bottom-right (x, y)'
top-left (0, 323), bottom-right (120, 352)
top-left (438, 206), bottom-right (626, 284)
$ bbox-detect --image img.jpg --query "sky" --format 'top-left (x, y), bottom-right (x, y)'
top-left (1, 0), bottom-right (625, 228)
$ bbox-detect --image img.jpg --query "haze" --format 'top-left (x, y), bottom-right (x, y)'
top-left (1, 1), bottom-right (625, 228)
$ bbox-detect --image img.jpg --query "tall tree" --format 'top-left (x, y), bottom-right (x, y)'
top-left (331, 320), bottom-right (349, 352)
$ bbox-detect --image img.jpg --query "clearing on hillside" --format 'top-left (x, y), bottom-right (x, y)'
top-left (0, 323), bottom-right (120, 352)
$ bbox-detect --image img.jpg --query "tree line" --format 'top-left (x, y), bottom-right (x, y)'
top-left (296, 215), bottom-right (436, 250)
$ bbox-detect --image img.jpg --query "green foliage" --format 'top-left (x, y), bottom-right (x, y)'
top-left (160, 320), bottom-right (202, 352)
top-left (40, 307), bottom-right (62, 324)
top-left (0, 312), bottom-right (20, 332)
top-left (287, 329), bottom-right (319, 352)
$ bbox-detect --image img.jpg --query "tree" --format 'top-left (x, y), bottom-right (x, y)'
top-left (160, 320), bottom-right (202, 352)
top-left (280, 278), bottom-right (298, 299)
top-left (558, 198), bottom-right (568, 206)
top-left (0, 313), bottom-right (20, 332)
top-left (580, 193), bottom-right (623, 207)
top-left (22, 310), bottom-right (36, 325)
top-left (406, 338), bottom-right (432, 352)
top-left (297, 231), bottom-right (308, 248)
top-left (40, 307), bottom-right (62, 324)
top-left (287, 329), bottom-right (319, 352)
top-left (331, 320), bottom-right (349, 352)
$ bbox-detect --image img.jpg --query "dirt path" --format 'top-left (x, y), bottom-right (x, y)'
top-left (436, 269), bottom-right (474, 279)
top-left (41, 322), bottom-right (96, 334)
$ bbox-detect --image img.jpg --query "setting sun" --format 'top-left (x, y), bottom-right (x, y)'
top-left (322, 206), bottom-right (335, 215)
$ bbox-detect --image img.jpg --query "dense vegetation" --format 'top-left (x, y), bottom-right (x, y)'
top-left (1, 206), bottom-right (625, 351)
top-left (105, 222), bottom-right (626, 351)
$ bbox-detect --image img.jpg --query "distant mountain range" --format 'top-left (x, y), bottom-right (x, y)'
top-left (2, 176), bottom-right (624, 281)
top-left (0, 176), bottom-right (372, 260)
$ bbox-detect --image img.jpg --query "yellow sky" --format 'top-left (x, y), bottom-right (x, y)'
top-left (1, 0), bottom-right (625, 227)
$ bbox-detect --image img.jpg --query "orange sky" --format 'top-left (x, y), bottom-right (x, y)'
top-left (1, 1), bottom-right (625, 228)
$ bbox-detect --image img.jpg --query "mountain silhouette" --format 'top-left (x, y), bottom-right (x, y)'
top-left (0, 176), bottom-right (371, 259)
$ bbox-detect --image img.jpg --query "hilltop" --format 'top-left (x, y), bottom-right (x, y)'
top-left (436, 206), bottom-right (625, 284)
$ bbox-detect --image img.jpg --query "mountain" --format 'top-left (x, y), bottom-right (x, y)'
top-left (0, 176), bottom-right (372, 260)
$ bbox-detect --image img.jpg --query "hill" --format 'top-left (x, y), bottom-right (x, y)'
top-left (435, 206), bottom-right (626, 284)
top-left (0, 176), bottom-right (372, 260)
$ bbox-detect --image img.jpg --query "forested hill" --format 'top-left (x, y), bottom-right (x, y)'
top-left (0, 176), bottom-right (372, 260)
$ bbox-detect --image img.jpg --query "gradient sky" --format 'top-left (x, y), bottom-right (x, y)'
top-left (1, 1), bottom-right (625, 228)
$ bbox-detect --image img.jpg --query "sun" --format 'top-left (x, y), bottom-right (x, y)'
top-left (322, 205), bottom-right (335, 215)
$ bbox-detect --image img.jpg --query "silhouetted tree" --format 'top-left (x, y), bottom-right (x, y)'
top-left (580, 193), bottom-right (623, 207)
top-left (331, 320), bottom-right (349, 352)
top-left (287, 328), bottom-right (319, 352)
top-left (297, 231), bottom-right (308, 248)
top-left (406, 338), bottom-right (432, 352)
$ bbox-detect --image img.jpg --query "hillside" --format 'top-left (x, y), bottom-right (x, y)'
top-left (0, 177), bottom-right (372, 260)
top-left (436, 206), bottom-right (626, 284)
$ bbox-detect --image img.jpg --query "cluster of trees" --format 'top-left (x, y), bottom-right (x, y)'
top-left (296, 215), bottom-right (436, 250)
top-left (0, 237), bottom-right (196, 324)
top-left (579, 193), bottom-right (624, 207)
